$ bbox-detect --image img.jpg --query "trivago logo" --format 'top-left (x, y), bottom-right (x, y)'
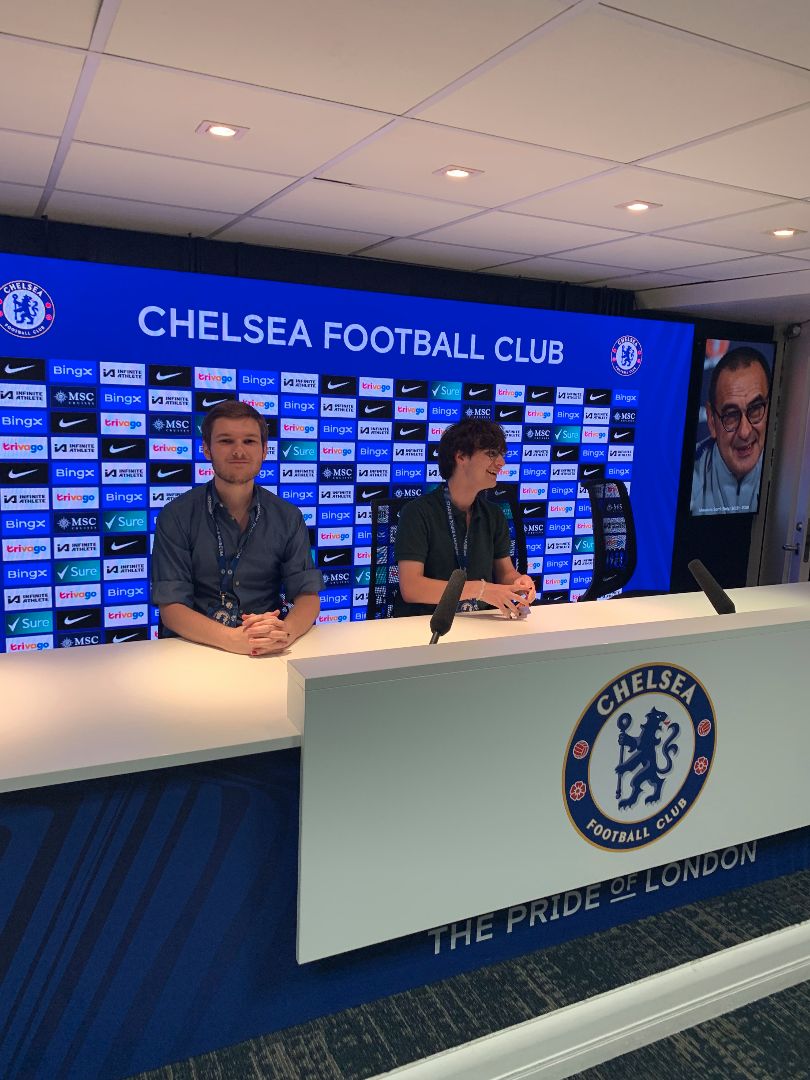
top-left (149, 438), bottom-right (192, 458)
top-left (101, 412), bottom-right (145, 433)
top-left (0, 438), bottom-right (48, 458)
top-left (496, 384), bottom-right (525, 401)
top-left (3, 538), bottom-right (50, 561)
top-left (55, 584), bottom-right (102, 607)
top-left (104, 605), bottom-right (148, 627)
top-left (281, 419), bottom-right (318, 438)
top-left (53, 488), bottom-right (100, 507)
top-left (195, 367), bottom-right (235, 387)
top-left (238, 393), bottom-right (278, 413)
top-left (7, 634), bottom-right (53, 651)
top-left (359, 378), bottom-right (393, 398)
top-left (317, 528), bottom-right (353, 547)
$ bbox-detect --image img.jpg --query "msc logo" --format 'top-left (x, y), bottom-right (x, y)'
top-left (564, 663), bottom-right (716, 852)
top-left (611, 335), bottom-right (643, 377)
top-left (0, 279), bottom-right (55, 338)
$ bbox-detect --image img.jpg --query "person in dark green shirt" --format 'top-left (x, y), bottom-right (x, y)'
top-left (394, 419), bottom-right (535, 618)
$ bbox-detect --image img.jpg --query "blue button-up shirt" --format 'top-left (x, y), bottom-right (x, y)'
top-left (151, 483), bottom-right (322, 619)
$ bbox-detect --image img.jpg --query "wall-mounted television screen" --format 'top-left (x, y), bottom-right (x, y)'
top-left (0, 252), bottom-right (694, 653)
top-left (690, 338), bottom-right (775, 518)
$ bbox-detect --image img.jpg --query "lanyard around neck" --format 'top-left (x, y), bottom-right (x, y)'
top-left (443, 486), bottom-right (472, 571)
top-left (206, 481), bottom-right (261, 597)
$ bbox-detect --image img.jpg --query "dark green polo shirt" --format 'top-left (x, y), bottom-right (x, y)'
top-left (393, 486), bottom-right (512, 617)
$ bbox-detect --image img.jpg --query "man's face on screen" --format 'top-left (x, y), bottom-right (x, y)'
top-left (203, 417), bottom-right (267, 486)
top-left (706, 364), bottom-right (769, 482)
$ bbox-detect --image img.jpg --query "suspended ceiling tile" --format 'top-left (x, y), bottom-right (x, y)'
top-left (0, 37), bottom-right (84, 135)
top-left (215, 217), bottom-right (389, 255)
top-left (658, 202), bottom-right (810, 253)
top-left (106, 0), bottom-right (567, 113)
top-left (320, 120), bottom-right (613, 206)
top-left (664, 253), bottom-right (810, 282)
top-left (0, 182), bottom-right (43, 218)
top-left (57, 143), bottom-right (295, 214)
top-left (45, 190), bottom-right (237, 235)
top-left (610, 0), bottom-right (810, 70)
top-left (487, 256), bottom-right (643, 282)
top-left (254, 181), bottom-right (482, 236)
top-left (0, 0), bottom-right (100, 47)
top-left (514, 166), bottom-right (780, 232)
top-left (422, 211), bottom-right (632, 256)
top-left (0, 131), bottom-right (58, 186)
top-left (558, 234), bottom-right (760, 270)
top-left (75, 59), bottom-right (393, 177)
top-left (417, 8), bottom-right (810, 161)
top-left (649, 106), bottom-right (810, 198)
top-left (357, 238), bottom-right (531, 272)
top-left (585, 271), bottom-right (698, 290)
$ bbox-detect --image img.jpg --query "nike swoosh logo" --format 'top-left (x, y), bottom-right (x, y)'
top-left (582, 468), bottom-right (601, 477)
top-left (109, 444), bottom-right (137, 455)
top-left (111, 540), bottom-right (137, 551)
top-left (59, 419), bottom-right (87, 428)
top-left (8, 618), bottom-right (20, 631)
top-left (614, 431), bottom-right (630, 439)
top-left (589, 393), bottom-right (606, 401)
top-left (523, 507), bottom-right (543, 515)
top-left (500, 409), bottom-right (517, 418)
top-left (468, 388), bottom-right (487, 396)
top-left (4, 364), bottom-right (34, 374)
top-left (155, 371), bottom-right (183, 382)
top-left (323, 553), bottom-right (345, 562)
top-left (56, 566), bottom-right (70, 579)
top-left (202, 397), bottom-right (228, 408)
top-left (157, 468), bottom-right (183, 478)
top-left (399, 427), bottom-right (419, 436)
top-left (8, 468), bottom-right (37, 479)
top-left (557, 449), bottom-right (574, 457)
top-left (364, 405), bottom-right (385, 414)
top-left (327, 380), bottom-right (349, 390)
top-left (64, 613), bottom-right (92, 626)
top-left (361, 489), bottom-right (384, 499)
top-left (113, 633), bottom-right (138, 643)
top-left (530, 392), bottom-right (550, 401)
top-left (400, 384), bottom-right (422, 394)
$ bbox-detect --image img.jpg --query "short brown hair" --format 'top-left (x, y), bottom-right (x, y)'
top-left (437, 419), bottom-right (506, 480)
top-left (201, 400), bottom-right (268, 446)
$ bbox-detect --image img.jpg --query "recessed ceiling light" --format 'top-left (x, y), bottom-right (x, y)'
top-left (435, 165), bottom-right (483, 180)
top-left (616, 200), bottom-right (662, 213)
top-left (770, 227), bottom-right (804, 238)
top-left (195, 120), bottom-right (249, 140)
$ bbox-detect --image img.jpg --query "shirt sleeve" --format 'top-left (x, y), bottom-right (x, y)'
top-left (280, 510), bottom-right (323, 600)
top-left (394, 499), bottom-right (431, 564)
top-left (150, 507), bottom-right (195, 608)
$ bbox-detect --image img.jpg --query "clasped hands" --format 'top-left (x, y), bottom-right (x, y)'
top-left (480, 574), bottom-right (536, 619)
top-left (233, 610), bottom-right (290, 656)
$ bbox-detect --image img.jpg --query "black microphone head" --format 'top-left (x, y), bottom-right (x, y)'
top-left (688, 559), bottom-right (736, 615)
top-left (430, 569), bottom-right (467, 638)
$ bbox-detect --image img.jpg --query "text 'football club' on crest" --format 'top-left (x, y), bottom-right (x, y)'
top-left (0, 279), bottom-right (56, 339)
top-left (564, 663), bottom-right (716, 851)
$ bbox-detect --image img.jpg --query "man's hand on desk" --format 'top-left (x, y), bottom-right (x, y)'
top-left (239, 611), bottom-right (291, 656)
top-left (479, 580), bottom-right (533, 619)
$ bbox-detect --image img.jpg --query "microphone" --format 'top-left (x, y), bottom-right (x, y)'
top-left (429, 569), bottom-right (467, 644)
top-left (687, 559), bottom-right (736, 615)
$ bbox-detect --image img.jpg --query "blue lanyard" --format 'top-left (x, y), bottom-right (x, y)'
top-left (443, 486), bottom-right (469, 570)
top-left (206, 481), bottom-right (262, 606)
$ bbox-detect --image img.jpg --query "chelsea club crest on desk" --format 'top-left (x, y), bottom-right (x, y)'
top-left (564, 663), bottom-right (716, 851)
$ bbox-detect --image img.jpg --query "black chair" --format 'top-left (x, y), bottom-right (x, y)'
top-left (367, 497), bottom-right (411, 620)
top-left (579, 479), bottom-right (637, 602)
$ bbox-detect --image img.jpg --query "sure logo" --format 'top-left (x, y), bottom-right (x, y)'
top-left (564, 663), bottom-right (716, 851)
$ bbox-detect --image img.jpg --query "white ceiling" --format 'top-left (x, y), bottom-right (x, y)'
top-left (4, 0), bottom-right (810, 324)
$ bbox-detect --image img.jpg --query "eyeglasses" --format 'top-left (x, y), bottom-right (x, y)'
top-left (712, 397), bottom-right (768, 433)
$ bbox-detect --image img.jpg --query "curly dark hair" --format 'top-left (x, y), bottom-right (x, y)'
top-left (437, 419), bottom-right (507, 480)
top-left (201, 400), bottom-right (268, 446)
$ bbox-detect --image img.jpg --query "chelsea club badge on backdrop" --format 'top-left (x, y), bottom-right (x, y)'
top-left (564, 663), bottom-right (716, 851)
top-left (0, 279), bottom-right (56, 339)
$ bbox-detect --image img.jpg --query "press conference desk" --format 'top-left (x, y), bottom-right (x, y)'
top-left (3, 584), bottom-right (810, 1079)
top-left (3, 582), bottom-right (809, 794)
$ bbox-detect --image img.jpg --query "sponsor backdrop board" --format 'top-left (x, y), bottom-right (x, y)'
top-left (0, 254), bottom-right (694, 653)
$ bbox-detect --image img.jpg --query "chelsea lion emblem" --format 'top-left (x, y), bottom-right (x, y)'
top-left (610, 334), bottom-right (642, 376)
top-left (0, 279), bottom-right (55, 339)
top-left (564, 663), bottom-right (716, 851)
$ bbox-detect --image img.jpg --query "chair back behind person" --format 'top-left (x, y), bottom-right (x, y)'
top-left (367, 498), bottom-right (411, 619)
top-left (579, 479), bottom-right (637, 602)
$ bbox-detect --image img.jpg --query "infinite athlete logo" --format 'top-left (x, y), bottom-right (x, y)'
top-left (564, 662), bottom-right (716, 851)
top-left (610, 335), bottom-right (642, 377)
top-left (0, 279), bottom-right (56, 338)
